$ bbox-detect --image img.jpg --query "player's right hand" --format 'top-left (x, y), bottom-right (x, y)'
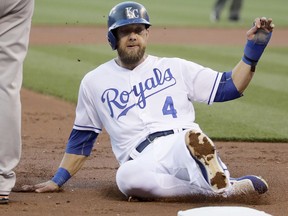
top-left (22, 180), bottom-right (60, 193)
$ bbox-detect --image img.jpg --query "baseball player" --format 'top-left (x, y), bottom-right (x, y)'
top-left (22, 1), bottom-right (274, 200)
top-left (211, 0), bottom-right (243, 22)
top-left (0, 0), bottom-right (34, 204)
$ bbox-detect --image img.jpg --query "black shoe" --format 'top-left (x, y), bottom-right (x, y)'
top-left (0, 194), bottom-right (9, 204)
top-left (229, 16), bottom-right (240, 22)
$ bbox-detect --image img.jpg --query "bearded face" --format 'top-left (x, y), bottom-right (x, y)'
top-left (117, 42), bottom-right (146, 66)
top-left (115, 24), bottom-right (149, 68)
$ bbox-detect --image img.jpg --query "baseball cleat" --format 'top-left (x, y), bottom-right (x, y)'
top-left (185, 130), bottom-right (228, 193)
top-left (0, 194), bottom-right (9, 204)
top-left (230, 175), bottom-right (268, 195)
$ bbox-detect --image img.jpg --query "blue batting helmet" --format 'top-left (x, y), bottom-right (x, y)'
top-left (107, 1), bottom-right (151, 50)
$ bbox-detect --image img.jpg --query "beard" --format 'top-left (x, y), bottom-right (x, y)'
top-left (117, 44), bottom-right (146, 67)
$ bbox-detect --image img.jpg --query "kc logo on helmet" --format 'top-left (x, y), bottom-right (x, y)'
top-left (125, 7), bottom-right (139, 19)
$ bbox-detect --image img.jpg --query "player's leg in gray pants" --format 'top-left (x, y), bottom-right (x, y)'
top-left (212, 0), bottom-right (227, 21)
top-left (0, 0), bottom-right (34, 196)
top-left (229, 0), bottom-right (242, 21)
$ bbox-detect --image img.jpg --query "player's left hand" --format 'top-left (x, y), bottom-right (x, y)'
top-left (241, 17), bottom-right (274, 71)
top-left (246, 17), bottom-right (274, 41)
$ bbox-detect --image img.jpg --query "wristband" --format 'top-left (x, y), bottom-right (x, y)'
top-left (51, 167), bottom-right (71, 187)
top-left (242, 30), bottom-right (272, 71)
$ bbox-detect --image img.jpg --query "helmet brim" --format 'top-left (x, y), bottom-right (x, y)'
top-left (109, 18), bottom-right (151, 31)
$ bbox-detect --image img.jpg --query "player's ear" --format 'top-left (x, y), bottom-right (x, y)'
top-left (145, 27), bottom-right (150, 38)
top-left (107, 29), bottom-right (118, 50)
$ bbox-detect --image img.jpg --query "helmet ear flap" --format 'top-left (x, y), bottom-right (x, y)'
top-left (107, 31), bottom-right (117, 50)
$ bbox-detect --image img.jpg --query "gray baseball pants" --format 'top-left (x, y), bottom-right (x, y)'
top-left (0, 0), bottom-right (34, 195)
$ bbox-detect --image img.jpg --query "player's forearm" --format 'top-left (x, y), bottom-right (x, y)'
top-left (231, 60), bottom-right (254, 94)
top-left (60, 153), bottom-right (87, 175)
top-left (52, 153), bottom-right (87, 187)
top-left (51, 129), bottom-right (98, 187)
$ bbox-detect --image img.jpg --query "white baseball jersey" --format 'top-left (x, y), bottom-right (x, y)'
top-left (73, 55), bottom-right (222, 164)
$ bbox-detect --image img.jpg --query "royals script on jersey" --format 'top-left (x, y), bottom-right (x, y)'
top-left (73, 55), bottom-right (222, 163)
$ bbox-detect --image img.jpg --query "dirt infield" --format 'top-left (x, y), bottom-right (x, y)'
top-left (1, 26), bottom-right (287, 216)
top-left (29, 26), bottom-right (288, 46)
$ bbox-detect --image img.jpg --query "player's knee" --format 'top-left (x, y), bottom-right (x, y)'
top-left (116, 161), bottom-right (140, 195)
top-left (116, 161), bottom-right (151, 197)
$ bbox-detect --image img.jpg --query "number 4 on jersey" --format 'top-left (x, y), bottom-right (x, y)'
top-left (162, 96), bottom-right (177, 118)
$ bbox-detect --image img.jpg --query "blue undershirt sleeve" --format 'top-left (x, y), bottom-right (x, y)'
top-left (214, 71), bottom-right (242, 102)
top-left (65, 129), bottom-right (98, 156)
